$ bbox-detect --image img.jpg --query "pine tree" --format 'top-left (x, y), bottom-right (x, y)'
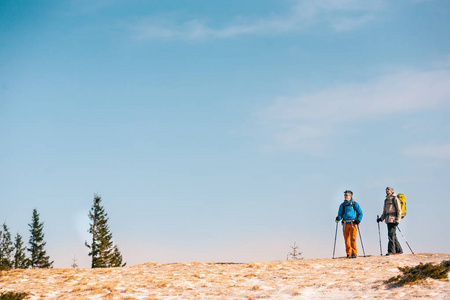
top-left (0, 223), bottom-right (14, 270)
top-left (28, 209), bottom-right (53, 268)
top-left (86, 194), bottom-right (125, 268)
top-left (13, 233), bottom-right (29, 269)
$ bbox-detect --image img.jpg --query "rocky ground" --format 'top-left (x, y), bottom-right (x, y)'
top-left (1, 253), bottom-right (449, 299)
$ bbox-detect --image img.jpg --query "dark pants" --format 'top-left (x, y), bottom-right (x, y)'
top-left (387, 223), bottom-right (403, 254)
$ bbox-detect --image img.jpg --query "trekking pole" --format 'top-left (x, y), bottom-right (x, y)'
top-left (397, 225), bottom-right (415, 254)
top-left (377, 216), bottom-right (382, 256)
top-left (357, 224), bottom-right (366, 257)
top-left (332, 220), bottom-right (338, 259)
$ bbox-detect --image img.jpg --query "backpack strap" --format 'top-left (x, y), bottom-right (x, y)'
top-left (342, 200), bottom-right (358, 221)
top-left (392, 195), bottom-right (401, 219)
top-left (351, 201), bottom-right (359, 220)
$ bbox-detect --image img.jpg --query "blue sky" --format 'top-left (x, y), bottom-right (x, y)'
top-left (1, 0), bottom-right (449, 268)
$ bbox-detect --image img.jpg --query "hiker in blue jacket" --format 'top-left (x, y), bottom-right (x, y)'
top-left (335, 190), bottom-right (363, 258)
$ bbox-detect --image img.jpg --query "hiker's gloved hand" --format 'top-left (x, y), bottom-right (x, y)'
top-left (393, 222), bottom-right (399, 226)
top-left (377, 217), bottom-right (381, 223)
top-left (354, 219), bottom-right (360, 225)
top-left (335, 216), bottom-right (340, 222)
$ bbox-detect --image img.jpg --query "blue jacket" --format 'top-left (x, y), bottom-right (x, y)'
top-left (337, 199), bottom-right (363, 222)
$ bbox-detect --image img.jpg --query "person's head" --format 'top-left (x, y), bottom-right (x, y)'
top-left (386, 186), bottom-right (394, 196)
top-left (344, 190), bottom-right (353, 201)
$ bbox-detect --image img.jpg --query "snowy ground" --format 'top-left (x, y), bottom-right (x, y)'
top-left (1, 253), bottom-right (449, 299)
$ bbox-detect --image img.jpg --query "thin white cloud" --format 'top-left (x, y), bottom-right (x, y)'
top-left (64, 0), bottom-right (120, 15)
top-left (131, 16), bottom-right (294, 41)
top-left (258, 67), bottom-right (450, 152)
top-left (432, 55), bottom-right (450, 69)
top-left (403, 144), bottom-right (450, 160)
top-left (131, 14), bottom-right (304, 41)
top-left (331, 15), bottom-right (375, 32)
top-left (129, 0), bottom-right (387, 41)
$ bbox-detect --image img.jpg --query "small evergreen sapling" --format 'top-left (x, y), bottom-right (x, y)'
top-left (71, 254), bottom-right (78, 269)
top-left (287, 242), bottom-right (303, 260)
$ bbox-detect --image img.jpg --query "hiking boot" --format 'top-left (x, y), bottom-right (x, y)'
top-left (396, 251), bottom-right (403, 255)
top-left (346, 255), bottom-right (351, 259)
top-left (351, 254), bottom-right (357, 259)
top-left (386, 253), bottom-right (393, 256)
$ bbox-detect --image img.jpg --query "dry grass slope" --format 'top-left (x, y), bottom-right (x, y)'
top-left (0, 253), bottom-right (449, 299)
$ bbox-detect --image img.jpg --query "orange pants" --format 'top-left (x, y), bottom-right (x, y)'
top-left (343, 223), bottom-right (357, 256)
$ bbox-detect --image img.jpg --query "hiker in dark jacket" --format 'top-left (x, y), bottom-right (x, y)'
top-left (377, 186), bottom-right (403, 255)
top-left (335, 190), bottom-right (363, 258)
